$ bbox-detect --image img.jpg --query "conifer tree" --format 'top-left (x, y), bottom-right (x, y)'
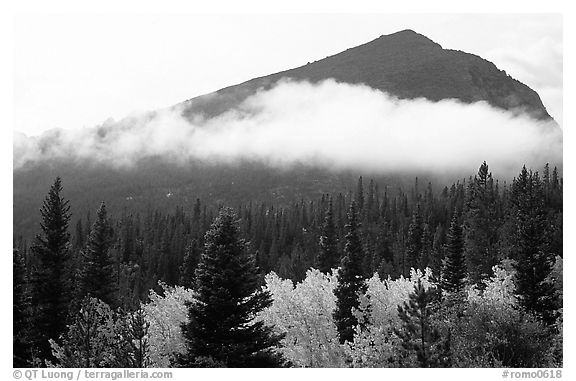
top-left (373, 221), bottom-right (394, 277)
top-left (406, 204), bottom-right (423, 272)
top-left (122, 305), bottom-right (150, 368)
top-left (316, 197), bottom-right (338, 273)
top-left (464, 162), bottom-right (500, 284)
top-left (180, 208), bottom-right (286, 367)
top-left (355, 176), bottom-right (364, 212)
top-left (179, 240), bottom-right (200, 288)
top-left (509, 166), bottom-right (557, 325)
top-left (13, 248), bottom-right (31, 366)
top-left (29, 177), bottom-right (72, 362)
top-left (333, 201), bottom-right (368, 344)
top-left (395, 280), bottom-right (449, 367)
top-left (78, 202), bottom-right (117, 307)
top-left (74, 219), bottom-right (85, 249)
top-left (430, 224), bottom-right (446, 275)
top-left (366, 179), bottom-right (377, 223)
top-left (441, 212), bottom-right (466, 293)
top-left (419, 223), bottom-right (433, 270)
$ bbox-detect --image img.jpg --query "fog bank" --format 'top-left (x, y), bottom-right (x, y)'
top-left (14, 79), bottom-right (562, 175)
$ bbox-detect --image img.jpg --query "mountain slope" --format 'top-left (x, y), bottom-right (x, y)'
top-left (179, 29), bottom-right (550, 121)
top-left (13, 30), bottom-right (557, 241)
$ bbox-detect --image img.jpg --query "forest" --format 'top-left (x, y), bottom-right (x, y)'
top-left (13, 161), bottom-right (563, 368)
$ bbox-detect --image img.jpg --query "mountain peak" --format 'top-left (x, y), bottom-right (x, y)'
top-left (181, 29), bottom-right (550, 121)
top-left (375, 29), bottom-right (442, 48)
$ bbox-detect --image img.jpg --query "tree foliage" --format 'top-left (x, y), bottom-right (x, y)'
top-left (509, 167), bottom-right (557, 325)
top-left (441, 212), bottom-right (466, 293)
top-left (316, 198), bottom-right (339, 273)
top-left (78, 202), bottom-right (117, 306)
top-left (179, 208), bottom-right (287, 367)
top-left (29, 177), bottom-right (72, 363)
top-left (333, 202), bottom-right (368, 344)
top-left (395, 280), bottom-right (449, 367)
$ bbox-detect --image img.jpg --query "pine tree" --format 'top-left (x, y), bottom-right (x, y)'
top-left (180, 208), bottom-right (286, 367)
top-left (406, 204), bottom-right (423, 272)
top-left (464, 162), bottom-right (500, 285)
top-left (395, 280), bottom-right (449, 367)
top-left (13, 248), bottom-right (31, 366)
top-left (355, 176), bottom-right (364, 213)
top-left (29, 177), bottom-right (72, 363)
top-left (179, 240), bottom-right (200, 288)
top-left (430, 224), bottom-right (446, 276)
top-left (78, 202), bottom-right (117, 306)
top-left (333, 201), bottom-right (368, 344)
top-left (122, 305), bottom-right (150, 368)
top-left (441, 212), bottom-right (466, 293)
top-left (373, 221), bottom-right (394, 278)
top-left (74, 219), bottom-right (85, 249)
top-left (366, 179), bottom-right (377, 223)
top-left (316, 197), bottom-right (338, 273)
top-left (419, 223), bottom-right (433, 270)
top-left (509, 166), bottom-right (558, 325)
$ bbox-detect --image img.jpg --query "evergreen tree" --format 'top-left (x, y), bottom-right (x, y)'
top-left (333, 201), bottom-right (368, 344)
top-left (419, 223), bottom-right (433, 270)
top-left (395, 280), bottom-right (449, 367)
top-left (73, 219), bottom-right (85, 249)
top-left (430, 224), bottom-right (446, 276)
top-left (441, 212), bottom-right (466, 293)
top-left (509, 167), bottom-right (558, 325)
top-left (13, 248), bottom-right (31, 366)
top-left (29, 177), bottom-right (72, 363)
top-left (78, 202), bottom-right (117, 307)
top-left (122, 305), bottom-right (150, 368)
top-left (316, 197), bottom-right (338, 273)
top-left (373, 221), bottom-right (394, 278)
top-left (406, 204), bottom-right (423, 272)
top-left (366, 179), bottom-right (378, 223)
top-left (355, 176), bottom-right (364, 212)
top-left (180, 208), bottom-right (286, 367)
top-left (464, 162), bottom-right (500, 285)
top-left (179, 240), bottom-right (200, 288)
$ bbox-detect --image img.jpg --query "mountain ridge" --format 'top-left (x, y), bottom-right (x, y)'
top-left (177, 29), bottom-right (551, 122)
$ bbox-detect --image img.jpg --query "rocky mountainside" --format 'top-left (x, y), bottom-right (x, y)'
top-left (178, 29), bottom-right (550, 121)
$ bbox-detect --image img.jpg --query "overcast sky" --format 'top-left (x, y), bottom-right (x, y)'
top-left (14, 13), bottom-right (562, 135)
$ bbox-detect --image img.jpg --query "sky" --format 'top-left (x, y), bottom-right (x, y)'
top-left (13, 13), bottom-right (562, 136)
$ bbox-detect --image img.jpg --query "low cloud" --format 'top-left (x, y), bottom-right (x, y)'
top-left (13, 79), bottom-right (562, 176)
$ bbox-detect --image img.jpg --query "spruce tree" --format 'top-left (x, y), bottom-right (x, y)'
top-left (509, 166), bottom-right (557, 325)
top-left (13, 248), bottom-right (31, 366)
top-left (122, 305), bottom-right (150, 368)
top-left (464, 162), bottom-right (500, 285)
top-left (441, 212), bottom-right (466, 293)
top-left (29, 177), bottom-right (72, 363)
top-left (395, 280), bottom-right (449, 367)
top-left (333, 201), bottom-right (368, 344)
top-left (419, 223), bottom-right (433, 270)
top-left (366, 179), bottom-right (377, 223)
top-left (180, 208), bottom-right (286, 367)
top-left (374, 221), bottom-right (394, 278)
top-left (316, 197), bottom-right (338, 273)
top-left (179, 239), bottom-right (200, 288)
top-left (78, 202), bottom-right (117, 307)
top-left (355, 176), bottom-right (364, 212)
top-left (406, 204), bottom-right (423, 272)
